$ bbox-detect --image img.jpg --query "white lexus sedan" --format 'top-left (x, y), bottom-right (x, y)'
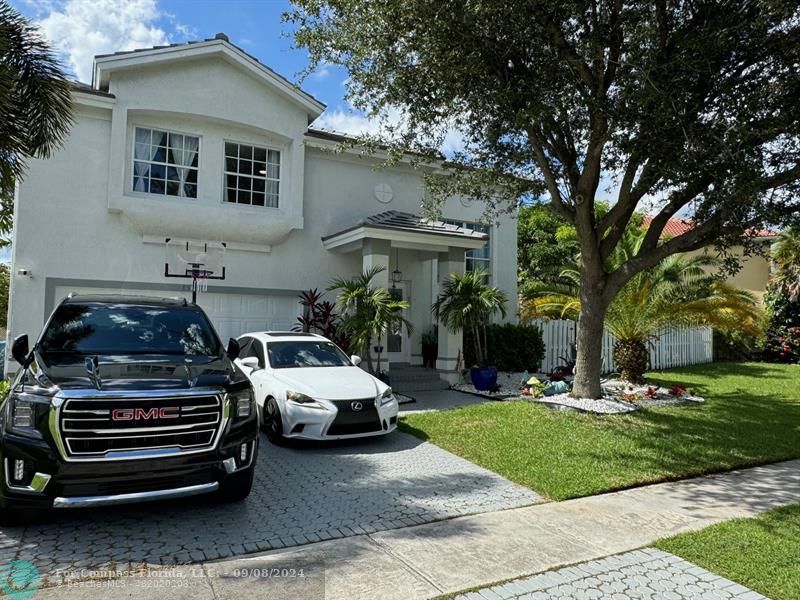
top-left (234, 332), bottom-right (399, 444)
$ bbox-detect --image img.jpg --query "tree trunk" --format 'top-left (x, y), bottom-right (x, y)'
top-left (476, 322), bottom-right (485, 366)
top-left (364, 339), bottom-right (374, 373)
top-left (572, 279), bottom-right (610, 399)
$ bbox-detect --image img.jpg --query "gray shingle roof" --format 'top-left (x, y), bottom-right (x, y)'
top-left (323, 210), bottom-right (488, 241)
top-left (69, 81), bottom-right (115, 98)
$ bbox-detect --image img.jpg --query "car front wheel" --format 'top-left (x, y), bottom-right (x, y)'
top-left (262, 397), bottom-right (286, 445)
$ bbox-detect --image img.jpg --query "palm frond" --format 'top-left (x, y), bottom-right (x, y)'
top-left (0, 3), bottom-right (73, 198)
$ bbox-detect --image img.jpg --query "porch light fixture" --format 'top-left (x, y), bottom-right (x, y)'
top-left (391, 249), bottom-right (402, 287)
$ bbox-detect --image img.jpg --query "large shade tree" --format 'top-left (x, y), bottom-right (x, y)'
top-left (289, 0), bottom-right (800, 397)
top-left (0, 1), bottom-right (73, 242)
top-left (523, 229), bottom-right (763, 383)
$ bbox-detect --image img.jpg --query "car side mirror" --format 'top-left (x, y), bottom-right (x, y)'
top-left (226, 338), bottom-right (240, 360)
top-left (239, 356), bottom-right (260, 371)
top-left (11, 334), bottom-right (30, 366)
top-left (350, 355), bottom-right (362, 366)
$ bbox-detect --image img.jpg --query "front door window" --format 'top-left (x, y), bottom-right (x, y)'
top-left (387, 286), bottom-right (403, 353)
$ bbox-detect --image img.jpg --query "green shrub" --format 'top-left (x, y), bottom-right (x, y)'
top-left (0, 380), bottom-right (9, 401)
top-left (761, 289), bottom-right (800, 363)
top-left (464, 323), bottom-right (545, 371)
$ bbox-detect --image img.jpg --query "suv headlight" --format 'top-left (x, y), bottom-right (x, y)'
top-left (228, 388), bottom-right (254, 419)
top-left (286, 390), bottom-right (323, 409)
top-left (5, 392), bottom-right (49, 439)
top-left (380, 387), bottom-right (395, 405)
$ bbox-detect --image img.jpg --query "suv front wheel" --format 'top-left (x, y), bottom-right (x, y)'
top-left (217, 465), bottom-right (255, 502)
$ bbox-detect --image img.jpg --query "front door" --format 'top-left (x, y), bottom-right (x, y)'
top-left (386, 282), bottom-right (410, 364)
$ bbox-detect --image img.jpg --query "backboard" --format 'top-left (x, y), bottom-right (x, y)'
top-left (164, 239), bottom-right (226, 298)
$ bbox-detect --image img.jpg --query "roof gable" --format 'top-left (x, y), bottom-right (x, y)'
top-left (92, 33), bottom-right (325, 119)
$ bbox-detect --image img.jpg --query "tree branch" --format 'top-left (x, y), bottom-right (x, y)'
top-left (638, 176), bottom-right (713, 252)
top-left (604, 213), bottom-right (723, 302)
top-left (527, 126), bottom-right (575, 221)
top-left (602, 0), bottom-right (624, 91)
top-left (539, 18), bottom-right (596, 93)
top-left (597, 154), bottom-right (652, 259)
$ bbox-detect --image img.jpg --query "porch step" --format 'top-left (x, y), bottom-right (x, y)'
top-left (388, 364), bottom-right (451, 393)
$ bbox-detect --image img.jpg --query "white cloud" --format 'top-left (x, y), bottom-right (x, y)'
top-left (313, 105), bottom-right (466, 156)
top-left (309, 61), bottom-right (332, 80)
top-left (34, 0), bottom-right (178, 82)
top-left (313, 107), bottom-right (392, 137)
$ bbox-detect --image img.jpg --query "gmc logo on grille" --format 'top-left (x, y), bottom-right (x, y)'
top-left (111, 407), bottom-right (180, 421)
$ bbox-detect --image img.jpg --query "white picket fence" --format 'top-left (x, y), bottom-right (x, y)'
top-left (529, 319), bottom-right (713, 374)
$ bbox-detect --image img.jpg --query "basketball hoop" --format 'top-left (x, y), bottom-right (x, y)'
top-left (191, 268), bottom-right (212, 294)
top-left (164, 239), bottom-right (226, 303)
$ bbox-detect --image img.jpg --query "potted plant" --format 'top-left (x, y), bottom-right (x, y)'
top-left (328, 266), bottom-right (412, 376)
top-left (421, 328), bottom-right (438, 368)
top-left (432, 267), bottom-right (508, 391)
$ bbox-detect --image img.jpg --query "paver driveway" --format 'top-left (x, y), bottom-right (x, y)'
top-left (0, 431), bottom-right (541, 584)
top-left (457, 549), bottom-right (766, 600)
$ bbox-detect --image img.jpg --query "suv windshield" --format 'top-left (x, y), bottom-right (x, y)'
top-left (267, 341), bottom-right (351, 368)
top-left (39, 303), bottom-right (221, 356)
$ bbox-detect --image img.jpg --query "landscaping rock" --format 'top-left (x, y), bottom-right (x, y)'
top-left (450, 371), bottom-right (705, 415)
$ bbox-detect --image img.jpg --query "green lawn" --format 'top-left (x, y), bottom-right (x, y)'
top-left (400, 362), bottom-right (800, 500)
top-left (656, 504), bottom-right (800, 600)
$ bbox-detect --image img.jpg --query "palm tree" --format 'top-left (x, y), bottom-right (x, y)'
top-left (0, 2), bottom-right (73, 233)
top-left (328, 266), bottom-right (412, 373)
top-left (432, 268), bottom-right (508, 367)
top-left (771, 228), bottom-right (800, 301)
top-left (523, 233), bottom-right (763, 383)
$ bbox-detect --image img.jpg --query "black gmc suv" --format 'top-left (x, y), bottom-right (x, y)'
top-left (0, 295), bottom-right (259, 521)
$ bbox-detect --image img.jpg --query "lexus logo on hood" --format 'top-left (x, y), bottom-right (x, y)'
top-left (350, 401), bottom-right (363, 411)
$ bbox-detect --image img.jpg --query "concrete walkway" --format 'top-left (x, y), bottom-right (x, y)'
top-left (36, 459), bottom-right (800, 600)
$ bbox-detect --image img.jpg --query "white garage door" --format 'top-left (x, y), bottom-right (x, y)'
top-left (53, 285), bottom-right (300, 342)
top-left (198, 292), bottom-right (299, 342)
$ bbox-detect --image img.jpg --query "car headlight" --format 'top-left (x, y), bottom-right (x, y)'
top-left (227, 388), bottom-right (254, 419)
top-left (286, 390), bottom-right (324, 409)
top-left (380, 387), bottom-right (395, 405)
top-left (5, 392), bottom-right (49, 439)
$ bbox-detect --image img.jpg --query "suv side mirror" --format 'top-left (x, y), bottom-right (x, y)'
top-left (11, 334), bottom-right (30, 366)
top-left (226, 338), bottom-right (240, 360)
top-left (350, 355), bottom-right (362, 367)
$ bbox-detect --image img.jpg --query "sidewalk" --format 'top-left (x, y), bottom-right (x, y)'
top-left (37, 459), bottom-right (800, 600)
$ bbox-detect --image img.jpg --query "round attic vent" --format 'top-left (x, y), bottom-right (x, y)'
top-left (375, 183), bottom-right (393, 204)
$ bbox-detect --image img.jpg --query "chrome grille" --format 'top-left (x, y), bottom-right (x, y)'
top-left (59, 393), bottom-right (223, 458)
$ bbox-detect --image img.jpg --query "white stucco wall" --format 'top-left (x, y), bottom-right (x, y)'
top-left (6, 48), bottom-right (518, 374)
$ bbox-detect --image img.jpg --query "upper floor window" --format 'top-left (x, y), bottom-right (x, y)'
top-left (133, 127), bottom-right (199, 198)
top-left (224, 142), bottom-right (280, 208)
top-left (446, 220), bottom-right (491, 272)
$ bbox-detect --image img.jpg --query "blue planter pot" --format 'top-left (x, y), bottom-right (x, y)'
top-left (470, 367), bottom-right (498, 391)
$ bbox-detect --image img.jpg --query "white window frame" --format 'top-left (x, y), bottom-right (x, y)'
top-left (445, 220), bottom-right (492, 273)
top-left (131, 126), bottom-right (201, 199)
top-left (222, 140), bottom-right (281, 209)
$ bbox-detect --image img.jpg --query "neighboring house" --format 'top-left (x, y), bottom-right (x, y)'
top-left (6, 34), bottom-right (516, 378)
top-left (642, 215), bottom-right (777, 300)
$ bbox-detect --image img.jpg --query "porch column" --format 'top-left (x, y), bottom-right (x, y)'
top-left (362, 239), bottom-right (391, 373)
top-left (436, 247), bottom-right (465, 379)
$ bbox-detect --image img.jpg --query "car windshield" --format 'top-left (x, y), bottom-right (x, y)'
top-left (39, 303), bottom-right (221, 356)
top-left (267, 341), bottom-right (351, 368)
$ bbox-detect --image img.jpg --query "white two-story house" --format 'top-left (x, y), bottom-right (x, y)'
top-left (7, 34), bottom-right (517, 378)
